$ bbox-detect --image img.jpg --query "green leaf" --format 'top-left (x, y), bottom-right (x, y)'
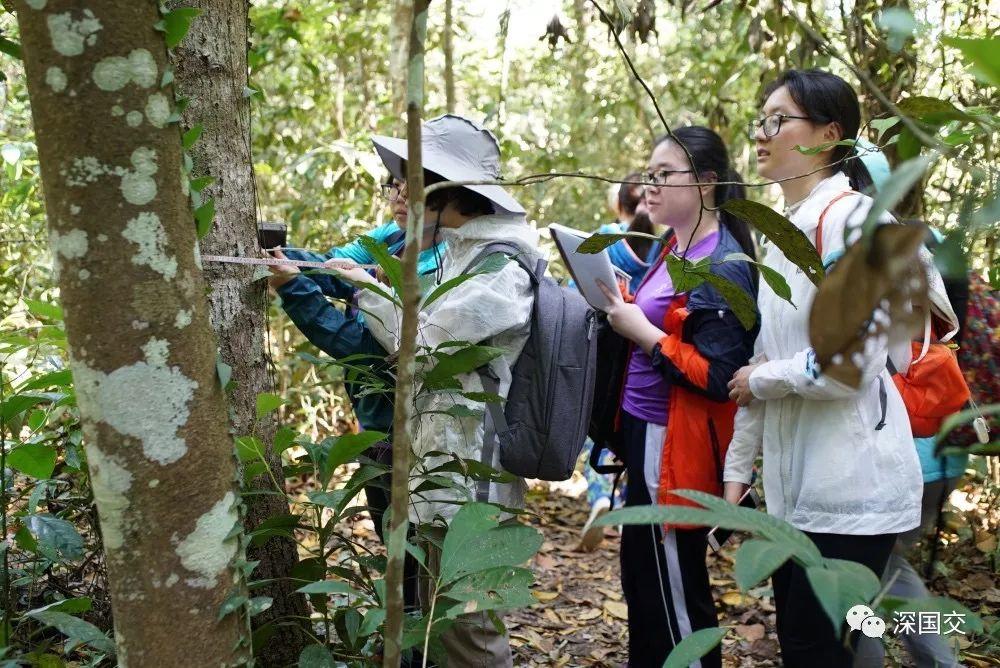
top-left (942, 37), bottom-right (1000, 88)
top-left (26, 514), bottom-right (83, 562)
top-left (877, 7), bottom-right (917, 52)
top-left (441, 566), bottom-right (536, 618)
top-left (805, 559), bottom-right (881, 632)
top-left (218, 593), bottom-right (248, 620)
top-left (273, 426), bottom-right (298, 455)
top-left (297, 644), bottom-right (338, 668)
top-left (296, 580), bottom-right (363, 597)
top-left (157, 7), bottom-right (201, 49)
top-left (182, 124), bottom-right (203, 150)
top-left (17, 369), bottom-right (72, 392)
top-left (577, 233), bottom-right (627, 254)
top-left (665, 255), bottom-right (709, 293)
top-left (26, 598), bottom-right (92, 616)
top-left (896, 96), bottom-right (973, 126)
top-left (8, 444), bottom-right (57, 480)
top-left (194, 198), bottom-right (215, 238)
top-left (248, 596), bottom-right (273, 616)
top-left (321, 430), bottom-right (387, 482)
top-left (724, 253), bottom-right (793, 306)
top-left (794, 139), bottom-right (863, 156)
top-left (236, 436), bottom-right (265, 463)
top-left (190, 175), bottom-right (214, 192)
top-left (0, 36), bottom-right (22, 60)
top-left (703, 272), bottom-right (757, 330)
top-left (438, 503), bottom-right (543, 584)
top-left (1, 392), bottom-right (55, 421)
top-left (720, 199), bottom-right (824, 285)
top-left (862, 154), bottom-right (935, 235)
top-left (421, 253), bottom-right (510, 309)
top-left (255, 392), bottom-right (285, 418)
top-left (25, 610), bottom-right (115, 655)
top-left (870, 117), bottom-right (900, 142)
top-left (663, 626), bottom-right (729, 668)
top-left (216, 358), bottom-right (232, 390)
top-left (442, 405), bottom-right (484, 419)
top-left (358, 608), bottom-right (385, 637)
top-left (357, 236), bottom-right (403, 296)
top-left (24, 299), bottom-right (63, 322)
top-left (733, 538), bottom-right (795, 591)
top-left (423, 345), bottom-right (505, 391)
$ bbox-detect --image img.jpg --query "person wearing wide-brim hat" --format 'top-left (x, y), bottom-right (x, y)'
top-left (339, 114), bottom-right (539, 667)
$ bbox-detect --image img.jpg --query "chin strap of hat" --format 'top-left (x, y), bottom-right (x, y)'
top-left (432, 209), bottom-right (444, 284)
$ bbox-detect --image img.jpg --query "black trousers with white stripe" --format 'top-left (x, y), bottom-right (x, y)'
top-left (619, 411), bottom-right (722, 668)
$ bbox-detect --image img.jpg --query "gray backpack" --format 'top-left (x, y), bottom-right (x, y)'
top-left (463, 242), bottom-right (597, 499)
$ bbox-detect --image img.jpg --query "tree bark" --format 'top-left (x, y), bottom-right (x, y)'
top-left (14, 1), bottom-right (247, 664)
top-left (389, 0), bottom-right (413, 123)
top-left (383, 1), bottom-right (429, 665)
top-left (166, 1), bottom-right (309, 663)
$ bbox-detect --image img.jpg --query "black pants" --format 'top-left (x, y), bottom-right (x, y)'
top-left (772, 530), bottom-right (897, 668)
top-left (619, 412), bottom-right (721, 668)
top-left (365, 443), bottom-right (419, 612)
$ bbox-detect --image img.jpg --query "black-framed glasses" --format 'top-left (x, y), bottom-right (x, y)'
top-left (747, 113), bottom-right (811, 140)
top-left (380, 182), bottom-right (406, 202)
top-left (643, 169), bottom-right (694, 187)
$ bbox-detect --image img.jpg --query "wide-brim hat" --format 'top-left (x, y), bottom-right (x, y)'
top-left (371, 114), bottom-right (525, 215)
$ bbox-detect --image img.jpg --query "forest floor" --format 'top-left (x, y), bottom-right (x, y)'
top-left (341, 473), bottom-right (1000, 667)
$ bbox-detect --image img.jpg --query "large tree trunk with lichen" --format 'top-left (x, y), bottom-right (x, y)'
top-left (14, 1), bottom-right (247, 664)
top-left (165, 1), bottom-right (309, 662)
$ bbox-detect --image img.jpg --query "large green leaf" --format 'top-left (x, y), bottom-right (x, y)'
top-left (8, 443), bottom-right (57, 480)
top-left (942, 37), bottom-right (1000, 88)
top-left (296, 580), bottom-right (365, 598)
top-left (156, 7), bottom-right (201, 49)
top-left (720, 199), bottom-right (824, 285)
top-left (26, 514), bottom-right (84, 562)
top-left (322, 430), bottom-right (387, 482)
top-left (896, 96), bottom-right (974, 126)
top-left (733, 538), bottom-right (795, 591)
top-left (421, 252), bottom-right (509, 309)
top-left (16, 369), bottom-right (73, 392)
top-left (704, 272), bottom-right (758, 330)
top-left (255, 392), bottom-right (285, 418)
top-left (804, 558), bottom-right (881, 633)
top-left (438, 503), bottom-right (542, 584)
top-left (724, 252), bottom-right (793, 305)
top-left (665, 255), bottom-right (709, 293)
top-left (662, 626), bottom-right (728, 668)
top-left (26, 610), bottom-right (115, 655)
top-left (297, 644), bottom-right (338, 668)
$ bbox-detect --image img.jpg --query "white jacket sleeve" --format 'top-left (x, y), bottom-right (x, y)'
top-left (358, 261), bottom-right (533, 358)
top-left (723, 400), bottom-right (763, 485)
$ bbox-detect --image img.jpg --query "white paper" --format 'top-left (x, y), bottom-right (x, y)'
top-left (548, 223), bottom-right (620, 312)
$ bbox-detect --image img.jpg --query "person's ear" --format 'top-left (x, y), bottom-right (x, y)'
top-left (821, 122), bottom-right (843, 149)
top-left (699, 171), bottom-right (718, 198)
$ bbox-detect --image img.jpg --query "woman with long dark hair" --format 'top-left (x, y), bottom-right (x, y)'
top-left (723, 69), bottom-right (955, 667)
top-left (597, 125), bottom-right (758, 667)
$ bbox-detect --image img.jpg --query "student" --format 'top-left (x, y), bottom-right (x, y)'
top-left (579, 176), bottom-right (654, 551)
top-left (723, 69), bottom-right (956, 667)
top-left (337, 114), bottom-right (539, 667)
top-left (596, 126), bottom-right (758, 668)
top-left (268, 176), bottom-right (444, 541)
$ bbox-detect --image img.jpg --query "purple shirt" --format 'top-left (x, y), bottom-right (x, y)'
top-left (622, 231), bottom-right (720, 425)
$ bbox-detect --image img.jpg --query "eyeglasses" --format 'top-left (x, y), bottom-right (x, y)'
top-left (643, 169), bottom-right (694, 187)
top-left (747, 113), bottom-right (811, 140)
top-left (381, 182), bottom-right (406, 202)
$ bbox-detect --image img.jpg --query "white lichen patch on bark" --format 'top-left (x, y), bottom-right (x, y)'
top-left (148, 479), bottom-right (160, 488)
top-left (123, 212), bottom-right (177, 279)
top-left (174, 492), bottom-right (239, 589)
top-left (131, 320), bottom-right (149, 330)
top-left (85, 444), bottom-right (133, 551)
top-left (47, 10), bottom-right (102, 57)
top-left (97, 233), bottom-right (108, 242)
top-left (175, 310), bottom-right (192, 329)
top-left (63, 156), bottom-right (109, 186)
top-left (70, 205), bottom-right (81, 215)
top-left (111, 105), bottom-right (124, 116)
top-left (70, 342), bottom-right (198, 466)
top-left (48, 228), bottom-right (88, 281)
top-left (164, 573), bottom-right (178, 587)
top-left (78, 269), bottom-right (91, 280)
top-left (144, 93), bottom-right (171, 128)
top-left (119, 147), bottom-right (158, 206)
top-left (92, 49), bottom-right (157, 92)
top-left (45, 66), bottom-right (67, 93)
top-left (26, 0), bottom-right (48, 9)
top-left (141, 337), bottom-right (170, 366)
top-left (126, 111), bottom-right (143, 128)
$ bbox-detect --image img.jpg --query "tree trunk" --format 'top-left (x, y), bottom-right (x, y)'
top-left (383, 1), bottom-right (429, 665)
top-left (443, 0), bottom-right (455, 112)
top-left (14, 1), bottom-right (247, 664)
top-left (389, 0), bottom-right (413, 123)
top-left (166, 1), bottom-right (309, 663)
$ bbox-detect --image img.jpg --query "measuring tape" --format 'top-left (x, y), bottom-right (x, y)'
top-left (201, 255), bottom-right (378, 271)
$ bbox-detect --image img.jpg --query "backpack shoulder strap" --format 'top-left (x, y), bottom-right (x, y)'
top-left (463, 241), bottom-right (545, 284)
top-left (815, 190), bottom-right (859, 261)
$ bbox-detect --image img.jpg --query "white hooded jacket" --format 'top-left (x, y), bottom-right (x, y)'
top-left (359, 214), bottom-right (540, 524)
top-left (723, 172), bottom-right (955, 536)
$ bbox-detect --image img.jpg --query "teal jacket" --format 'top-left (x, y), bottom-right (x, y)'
top-left (279, 222), bottom-right (444, 433)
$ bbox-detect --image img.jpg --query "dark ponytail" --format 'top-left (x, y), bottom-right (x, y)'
top-left (654, 126), bottom-right (757, 259)
top-left (763, 69), bottom-right (875, 193)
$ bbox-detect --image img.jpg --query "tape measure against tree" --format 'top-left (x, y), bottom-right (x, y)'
top-left (201, 255), bottom-right (378, 271)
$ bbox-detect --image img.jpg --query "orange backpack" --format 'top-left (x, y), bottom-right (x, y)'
top-left (816, 192), bottom-right (971, 437)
